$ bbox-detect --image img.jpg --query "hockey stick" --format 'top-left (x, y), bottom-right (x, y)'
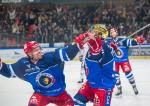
top-left (86, 23), bottom-right (150, 44)
top-left (118, 23), bottom-right (150, 56)
top-left (110, 23), bottom-right (150, 56)
top-left (118, 23), bottom-right (150, 43)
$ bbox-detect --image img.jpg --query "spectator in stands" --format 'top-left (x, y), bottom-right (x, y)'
top-left (0, 1), bottom-right (150, 44)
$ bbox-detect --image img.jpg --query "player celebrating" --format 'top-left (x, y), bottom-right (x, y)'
top-left (0, 32), bottom-right (91, 106)
top-left (109, 28), bottom-right (145, 96)
top-left (74, 24), bottom-right (116, 106)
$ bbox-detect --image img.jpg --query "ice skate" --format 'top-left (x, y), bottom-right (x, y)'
top-left (77, 79), bottom-right (84, 83)
top-left (133, 86), bottom-right (139, 95)
top-left (115, 87), bottom-right (122, 97)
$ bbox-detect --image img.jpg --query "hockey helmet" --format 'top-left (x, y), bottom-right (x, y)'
top-left (24, 41), bottom-right (40, 54)
top-left (89, 24), bottom-right (108, 39)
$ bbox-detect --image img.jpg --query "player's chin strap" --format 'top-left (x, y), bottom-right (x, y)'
top-left (118, 23), bottom-right (150, 44)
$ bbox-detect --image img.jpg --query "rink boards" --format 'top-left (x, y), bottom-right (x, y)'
top-left (0, 45), bottom-right (150, 63)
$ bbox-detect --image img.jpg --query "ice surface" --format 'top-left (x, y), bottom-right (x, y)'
top-left (0, 59), bottom-right (150, 106)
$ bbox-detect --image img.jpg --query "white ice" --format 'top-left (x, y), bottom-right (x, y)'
top-left (0, 59), bottom-right (150, 106)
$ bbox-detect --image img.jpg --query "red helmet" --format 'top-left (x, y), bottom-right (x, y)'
top-left (24, 41), bottom-right (40, 54)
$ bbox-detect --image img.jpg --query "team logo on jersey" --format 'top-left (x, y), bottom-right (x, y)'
top-left (116, 49), bottom-right (123, 58)
top-left (36, 73), bottom-right (55, 88)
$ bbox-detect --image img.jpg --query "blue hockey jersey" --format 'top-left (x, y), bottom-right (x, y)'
top-left (85, 41), bottom-right (116, 89)
top-left (0, 44), bottom-right (79, 96)
top-left (107, 37), bottom-right (138, 62)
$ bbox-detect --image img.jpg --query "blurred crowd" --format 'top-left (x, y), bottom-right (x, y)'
top-left (0, 0), bottom-right (150, 45)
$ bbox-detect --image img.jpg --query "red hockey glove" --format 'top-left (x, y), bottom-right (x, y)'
top-left (110, 42), bottom-right (122, 56)
top-left (135, 36), bottom-right (145, 44)
top-left (110, 42), bottom-right (118, 51)
top-left (74, 32), bottom-right (89, 49)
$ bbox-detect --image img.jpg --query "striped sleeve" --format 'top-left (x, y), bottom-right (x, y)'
top-left (58, 44), bottom-right (80, 62)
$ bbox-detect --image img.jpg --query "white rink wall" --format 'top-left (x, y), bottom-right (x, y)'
top-left (0, 47), bottom-right (150, 64)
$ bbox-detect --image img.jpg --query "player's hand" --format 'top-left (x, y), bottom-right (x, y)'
top-left (110, 42), bottom-right (118, 51)
top-left (135, 36), bottom-right (145, 44)
top-left (74, 32), bottom-right (89, 49)
top-left (110, 42), bottom-right (123, 56)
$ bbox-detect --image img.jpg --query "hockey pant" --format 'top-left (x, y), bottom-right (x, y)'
top-left (74, 81), bottom-right (112, 106)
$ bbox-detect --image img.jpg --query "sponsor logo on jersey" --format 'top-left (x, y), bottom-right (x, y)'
top-left (25, 66), bottom-right (40, 73)
top-left (36, 73), bottom-right (55, 88)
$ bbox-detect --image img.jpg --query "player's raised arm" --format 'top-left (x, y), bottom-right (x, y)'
top-left (54, 24), bottom-right (109, 63)
top-left (53, 32), bottom-right (90, 62)
top-left (53, 44), bottom-right (80, 62)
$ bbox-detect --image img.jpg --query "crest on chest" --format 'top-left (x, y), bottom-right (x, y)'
top-left (36, 73), bottom-right (55, 88)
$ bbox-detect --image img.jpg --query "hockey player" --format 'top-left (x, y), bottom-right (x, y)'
top-left (109, 28), bottom-right (145, 96)
top-left (74, 24), bottom-right (117, 106)
top-left (77, 44), bottom-right (89, 83)
top-left (78, 52), bottom-right (85, 83)
top-left (0, 32), bottom-right (91, 106)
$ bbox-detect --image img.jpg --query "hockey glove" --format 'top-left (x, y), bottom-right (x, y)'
top-left (74, 32), bottom-right (89, 49)
top-left (110, 42), bottom-right (118, 51)
top-left (135, 36), bottom-right (145, 44)
top-left (110, 42), bottom-right (122, 56)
